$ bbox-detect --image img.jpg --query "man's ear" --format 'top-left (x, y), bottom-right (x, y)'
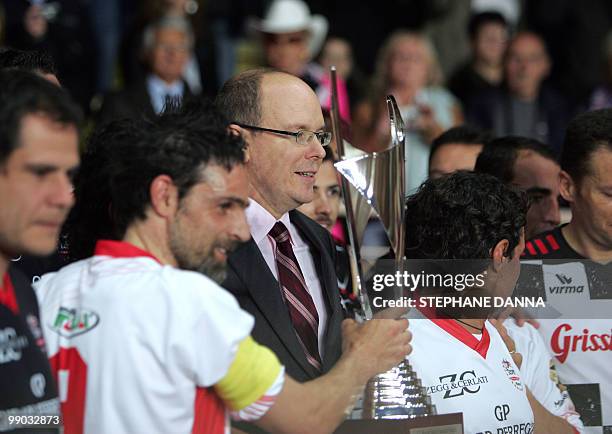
top-left (228, 124), bottom-right (251, 163)
top-left (491, 239), bottom-right (510, 272)
top-left (559, 170), bottom-right (575, 203)
top-left (149, 174), bottom-right (178, 218)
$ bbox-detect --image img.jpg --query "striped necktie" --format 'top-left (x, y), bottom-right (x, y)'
top-left (269, 222), bottom-right (322, 371)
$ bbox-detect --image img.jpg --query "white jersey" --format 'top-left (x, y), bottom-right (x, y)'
top-left (504, 320), bottom-right (584, 432)
top-left (519, 257), bottom-right (612, 434)
top-left (538, 318), bottom-right (610, 434)
top-left (408, 312), bottom-right (534, 434)
top-left (34, 240), bottom-right (254, 434)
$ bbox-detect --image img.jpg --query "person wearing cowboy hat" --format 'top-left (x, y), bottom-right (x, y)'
top-left (255, 0), bottom-right (351, 121)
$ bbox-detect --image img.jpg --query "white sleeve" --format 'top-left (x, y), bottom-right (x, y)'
top-left (506, 321), bottom-right (584, 432)
top-left (230, 367), bottom-right (285, 422)
top-left (164, 269), bottom-right (254, 387)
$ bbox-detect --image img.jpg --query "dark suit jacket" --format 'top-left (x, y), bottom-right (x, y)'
top-left (97, 79), bottom-right (192, 126)
top-left (223, 210), bottom-right (344, 382)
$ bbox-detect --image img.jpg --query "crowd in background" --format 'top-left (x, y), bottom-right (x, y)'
top-left (3, 0), bottom-right (612, 192)
top-left (0, 0), bottom-right (611, 126)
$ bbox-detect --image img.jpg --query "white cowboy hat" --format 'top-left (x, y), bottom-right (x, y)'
top-left (254, 0), bottom-right (328, 58)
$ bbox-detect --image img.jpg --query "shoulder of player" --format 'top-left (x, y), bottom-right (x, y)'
top-left (406, 317), bottom-right (453, 348)
top-left (34, 257), bottom-right (239, 313)
top-left (158, 267), bottom-right (255, 343)
top-left (522, 228), bottom-right (564, 259)
top-left (33, 258), bottom-right (89, 301)
top-left (502, 320), bottom-right (541, 353)
top-left (159, 266), bottom-right (244, 311)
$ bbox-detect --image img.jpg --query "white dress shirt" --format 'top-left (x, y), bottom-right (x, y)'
top-left (146, 75), bottom-right (185, 114)
top-left (246, 199), bottom-right (328, 357)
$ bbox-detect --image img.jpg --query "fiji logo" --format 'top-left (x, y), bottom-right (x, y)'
top-left (51, 307), bottom-right (100, 337)
top-left (501, 358), bottom-right (524, 391)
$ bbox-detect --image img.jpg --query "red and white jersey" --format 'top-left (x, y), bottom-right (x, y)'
top-left (408, 312), bottom-right (534, 434)
top-left (504, 320), bottom-right (584, 432)
top-left (539, 318), bottom-right (610, 434)
top-left (519, 228), bottom-right (612, 434)
top-left (34, 240), bottom-right (254, 434)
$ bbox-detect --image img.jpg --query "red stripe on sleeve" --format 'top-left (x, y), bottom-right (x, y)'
top-left (546, 234), bottom-right (560, 251)
top-left (534, 239), bottom-right (549, 255)
top-left (525, 242), bottom-right (537, 256)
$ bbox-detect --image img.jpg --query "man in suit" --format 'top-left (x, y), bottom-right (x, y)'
top-left (216, 69), bottom-right (344, 382)
top-left (98, 16), bottom-right (193, 125)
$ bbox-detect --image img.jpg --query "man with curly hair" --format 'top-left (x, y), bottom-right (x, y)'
top-left (402, 171), bottom-right (578, 433)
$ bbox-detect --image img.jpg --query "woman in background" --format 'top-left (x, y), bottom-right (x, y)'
top-left (353, 31), bottom-right (463, 193)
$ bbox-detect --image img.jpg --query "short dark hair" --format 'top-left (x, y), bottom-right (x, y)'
top-left (216, 68), bottom-right (274, 125)
top-left (474, 136), bottom-right (556, 184)
top-left (65, 119), bottom-right (143, 260)
top-left (0, 48), bottom-right (58, 75)
top-left (429, 125), bottom-right (491, 166)
top-left (468, 11), bottom-right (508, 40)
top-left (0, 69), bottom-right (81, 164)
top-left (405, 171), bottom-right (527, 261)
top-left (100, 98), bottom-right (244, 239)
top-left (561, 109), bottom-right (612, 185)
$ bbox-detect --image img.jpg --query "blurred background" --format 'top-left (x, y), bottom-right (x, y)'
top-left (2, 0), bottom-right (611, 137)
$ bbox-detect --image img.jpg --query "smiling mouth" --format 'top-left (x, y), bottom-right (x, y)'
top-left (295, 171), bottom-right (316, 178)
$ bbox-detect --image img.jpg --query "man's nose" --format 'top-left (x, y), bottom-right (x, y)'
top-left (315, 198), bottom-right (331, 217)
top-left (545, 196), bottom-right (561, 226)
top-left (48, 173), bottom-right (75, 209)
top-left (232, 210), bottom-right (251, 242)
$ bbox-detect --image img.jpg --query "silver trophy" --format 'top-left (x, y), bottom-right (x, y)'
top-left (328, 67), bottom-right (434, 419)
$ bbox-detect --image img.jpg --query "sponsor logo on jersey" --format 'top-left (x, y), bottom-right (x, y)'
top-left (0, 327), bottom-right (29, 364)
top-left (425, 370), bottom-right (489, 398)
top-left (50, 307), bottom-right (99, 338)
top-left (501, 359), bottom-right (523, 391)
top-left (548, 273), bottom-right (585, 294)
top-left (550, 323), bottom-right (612, 363)
top-left (556, 274), bottom-right (572, 284)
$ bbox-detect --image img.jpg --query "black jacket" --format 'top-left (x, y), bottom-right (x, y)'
top-left (222, 210), bottom-right (343, 382)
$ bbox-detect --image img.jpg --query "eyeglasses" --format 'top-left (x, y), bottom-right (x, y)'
top-left (236, 123), bottom-right (332, 147)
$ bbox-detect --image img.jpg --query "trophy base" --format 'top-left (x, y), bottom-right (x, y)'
top-left (334, 413), bottom-right (464, 434)
top-left (354, 360), bottom-right (436, 420)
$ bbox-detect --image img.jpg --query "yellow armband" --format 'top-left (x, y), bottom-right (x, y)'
top-left (214, 335), bottom-right (282, 411)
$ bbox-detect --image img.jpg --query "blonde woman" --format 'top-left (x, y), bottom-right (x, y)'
top-left (354, 31), bottom-right (463, 192)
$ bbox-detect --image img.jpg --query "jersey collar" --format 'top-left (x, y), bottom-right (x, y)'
top-left (430, 317), bottom-right (490, 359)
top-left (94, 240), bottom-right (161, 264)
top-left (418, 303), bottom-right (491, 359)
